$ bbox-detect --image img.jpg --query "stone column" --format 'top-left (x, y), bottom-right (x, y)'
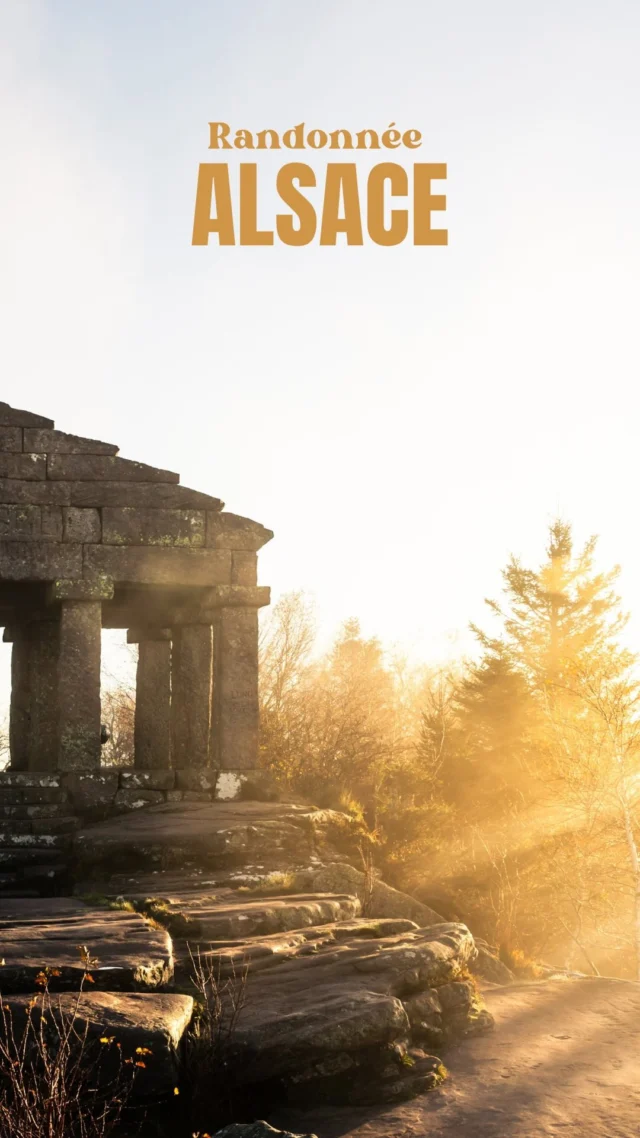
top-left (171, 624), bottom-right (213, 769)
top-left (209, 586), bottom-right (270, 772)
top-left (127, 628), bottom-right (172, 769)
top-left (28, 621), bottom-right (60, 771)
top-left (48, 578), bottom-right (114, 772)
top-left (6, 627), bottom-right (30, 771)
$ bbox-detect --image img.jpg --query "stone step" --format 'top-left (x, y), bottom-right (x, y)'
top-left (0, 819), bottom-right (36, 835)
top-left (16, 864), bottom-right (69, 889)
top-left (1, 803), bottom-right (72, 819)
top-left (0, 816), bottom-right (80, 836)
top-left (0, 831), bottom-right (73, 849)
top-left (0, 899), bottom-right (173, 993)
top-left (0, 787), bottom-right (69, 805)
top-left (0, 991), bottom-right (192, 1100)
top-left (150, 891), bottom-right (361, 942)
top-left (0, 847), bottom-right (66, 868)
top-left (32, 816), bottom-right (80, 835)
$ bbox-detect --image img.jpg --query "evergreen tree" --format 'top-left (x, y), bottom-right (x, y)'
top-left (475, 519), bottom-right (631, 697)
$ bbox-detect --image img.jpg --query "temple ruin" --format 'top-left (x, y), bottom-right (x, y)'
top-left (0, 401), bottom-right (272, 799)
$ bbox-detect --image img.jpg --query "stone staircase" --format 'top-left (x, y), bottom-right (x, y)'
top-left (0, 771), bottom-right (80, 896)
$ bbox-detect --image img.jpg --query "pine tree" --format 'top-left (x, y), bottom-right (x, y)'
top-left (475, 519), bottom-right (632, 697)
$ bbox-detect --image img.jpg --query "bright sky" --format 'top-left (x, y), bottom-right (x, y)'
top-left (2, 0), bottom-right (640, 697)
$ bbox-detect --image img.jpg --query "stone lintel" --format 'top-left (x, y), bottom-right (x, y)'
top-left (167, 586), bottom-right (270, 627)
top-left (84, 546), bottom-right (232, 587)
top-left (48, 576), bottom-right (115, 603)
top-left (127, 627), bottom-right (172, 644)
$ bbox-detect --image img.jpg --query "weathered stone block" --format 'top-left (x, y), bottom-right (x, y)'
top-left (114, 788), bottom-right (165, 810)
top-left (0, 505), bottom-right (63, 541)
top-left (165, 789), bottom-right (183, 802)
top-left (47, 455), bottom-right (179, 483)
top-left (175, 769), bottom-right (217, 792)
top-left (84, 545), bottom-right (232, 586)
top-left (49, 576), bottom-right (114, 602)
top-left (23, 428), bottom-right (118, 454)
top-left (0, 453), bottom-right (46, 480)
top-left (41, 506), bottom-right (63, 540)
top-left (182, 790), bottom-right (214, 802)
top-left (119, 770), bottom-right (175, 791)
top-left (0, 786), bottom-right (66, 804)
top-left (0, 541), bottom-right (82, 580)
top-left (206, 511), bottom-right (273, 550)
top-left (62, 507), bottom-right (101, 543)
top-left (231, 551), bottom-right (258, 585)
top-left (102, 507), bottom-right (205, 547)
top-left (0, 479), bottom-right (71, 504)
top-left (214, 770), bottom-right (276, 801)
top-left (61, 772), bottom-right (118, 817)
top-left (0, 505), bottom-right (41, 539)
top-left (0, 403), bottom-right (53, 428)
top-left (69, 481), bottom-right (223, 510)
top-left (0, 427), bottom-right (22, 452)
top-left (31, 815), bottom-right (79, 834)
top-left (0, 772), bottom-right (61, 788)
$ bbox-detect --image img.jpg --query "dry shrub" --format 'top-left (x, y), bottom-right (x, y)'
top-left (0, 972), bottom-right (135, 1138)
top-left (182, 948), bottom-right (248, 1133)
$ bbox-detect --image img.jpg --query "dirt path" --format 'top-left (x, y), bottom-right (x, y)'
top-left (274, 977), bottom-right (640, 1138)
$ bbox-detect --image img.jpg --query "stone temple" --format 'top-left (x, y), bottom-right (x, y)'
top-left (0, 400), bottom-right (272, 809)
top-left (0, 403), bottom-right (497, 1119)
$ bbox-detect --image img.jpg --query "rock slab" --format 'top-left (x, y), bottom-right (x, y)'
top-left (0, 898), bottom-right (173, 991)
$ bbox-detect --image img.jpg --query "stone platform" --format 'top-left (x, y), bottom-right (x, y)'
top-left (0, 800), bottom-right (501, 1112)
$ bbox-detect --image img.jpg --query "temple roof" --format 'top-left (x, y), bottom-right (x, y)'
top-left (0, 403), bottom-right (272, 590)
top-left (0, 402), bottom-right (223, 510)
